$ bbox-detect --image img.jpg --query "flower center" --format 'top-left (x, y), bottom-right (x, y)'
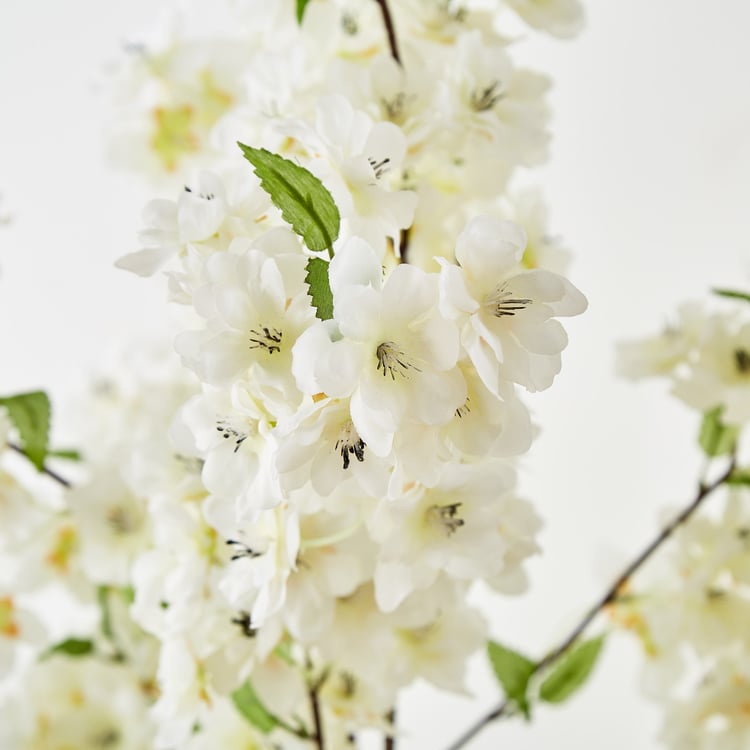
top-left (335, 420), bottom-right (366, 469)
top-left (341, 12), bottom-right (358, 35)
top-left (455, 397), bottom-right (471, 418)
top-left (231, 611), bottom-right (257, 638)
top-left (734, 348), bottom-right (750, 375)
top-left (249, 326), bottom-right (283, 354)
top-left (0, 597), bottom-right (19, 638)
top-left (368, 157), bottom-right (391, 179)
top-left (90, 728), bottom-right (121, 748)
top-left (216, 419), bottom-right (250, 453)
top-left (376, 341), bottom-right (421, 380)
top-left (226, 539), bottom-right (263, 561)
top-left (426, 502), bottom-right (465, 536)
top-left (471, 80), bottom-right (504, 112)
top-left (106, 505), bottom-right (139, 536)
top-left (382, 93), bottom-right (408, 122)
top-left (483, 283), bottom-right (533, 318)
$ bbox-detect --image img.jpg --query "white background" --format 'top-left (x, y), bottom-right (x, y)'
top-left (2, 1), bottom-right (750, 749)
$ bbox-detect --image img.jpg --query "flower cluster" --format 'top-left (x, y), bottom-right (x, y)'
top-left (0, 0), bottom-right (588, 748)
top-left (615, 297), bottom-right (750, 750)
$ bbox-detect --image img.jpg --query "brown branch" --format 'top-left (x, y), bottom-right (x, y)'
top-left (398, 227), bottom-right (411, 264)
top-left (310, 679), bottom-right (326, 750)
top-left (443, 458), bottom-right (737, 750)
top-left (8, 442), bottom-right (72, 488)
top-left (385, 708), bottom-right (397, 749)
top-left (374, 0), bottom-right (401, 65)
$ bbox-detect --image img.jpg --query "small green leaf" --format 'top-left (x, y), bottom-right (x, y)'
top-left (237, 144), bottom-right (340, 256)
top-left (0, 391), bottom-right (51, 471)
top-left (97, 586), bottom-right (114, 641)
top-left (273, 639), bottom-right (296, 666)
top-left (699, 406), bottom-right (738, 457)
top-left (487, 641), bottom-right (537, 719)
top-left (296, 0), bottom-right (312, 23)
top-left (119, 585), bottom-right (136, 604)
top-left (713, 288), bottom-right (750, 305)
top-left (305, 257), bottom-right (334, 321)
top-left (48, 449), bottom-right (82, 461)
top-left (728, 469), bottom-right (750, 486)
top-left (539, 636), bottom-right (605, 704)
top-left (231, 681), bottom-right (279, 734)
top-left (47, 638), bottom-right (94, 658)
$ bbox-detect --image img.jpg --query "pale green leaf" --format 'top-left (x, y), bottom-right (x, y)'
top-left (305, 257), bottom-right (334, 321)
top-left (728, 469), bottom-right (750, 486)
top-left (699, 406), bottom-right (738, 457)
top-left (48, 449), bottom-right (82, 461)
top-left (539, 636), bottom-right (605, 704)
top-left (296, 0), bottom-right (312, 23)
top-left (46, 638), bottom-right (94, 658)
top-left (237, 144), bottom-right (340, 255)
top-left (487, 641), bottom-right (536, 719)
top-left (0, 391), bottom-right (51, 471)
top-left (231, 681), bottom-right (278, 734)
top-left (713, 288), bottom-right (750, 305)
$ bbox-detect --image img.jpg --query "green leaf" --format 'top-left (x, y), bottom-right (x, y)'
top-left (728, 469), bottom-right (750, 486)
top-left (48, 449), bottom-right (82, 461)
top-left (296, 0), bottom-right (312, 23)
top-left (487, 641), bottom-right (537, 719)
top-left (699, 406), bottom-right (739, 457)
top-left (237, 144), bottom-right (340, 256)
top-left (713, 288), bottom-right (750, 305)
top-left (0, 391), bottom-right (51, 471)
top-left (97, 586), bottom-right (114, 641)
top-left (231, 681), bottom-right (279, 734)
top-left (539, 636), bottom-right (605, 704)
top-left (305, 257), bottom-right (334, 321)
top-left (47, 638), bottom-right (94, 658)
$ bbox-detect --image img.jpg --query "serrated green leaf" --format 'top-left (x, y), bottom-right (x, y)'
top-left (699, 406), bottom-right (738, 457)
top-left (305, 257), bottom-right (334, 321)
top-left (296, 0), bottom-right (312, 23)
top-left (47, 638), bottom-right (94, 658)
top-left (48, 449), bottom-right (82, 461)
top-left (713, 288), bottom-right (750, 304)
top-left (539, 636), bottom-right (605, 704)
top-left (487, 641), bottom-right (537, 719)
top-left (0, 391), bottom-right (51, 471)
top-left (237, 144), bottom-right (339, 256)
top-left (231, 681), bottom-right (279, 734)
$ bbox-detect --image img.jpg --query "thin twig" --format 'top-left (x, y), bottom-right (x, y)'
top-left (8, 443), bottom-right (72, 488)
top-left (385, 708), bottom-right (397, 750)
top-left (374, 0), bottom-right (401, 65)
top-left (444, 458), bottom-right (737, 750)
top-left (310, 679), bottom-right (326, 750)
top-left (398, 227), bottom-right (411, 264)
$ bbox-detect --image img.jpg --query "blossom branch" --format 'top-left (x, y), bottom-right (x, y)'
top-left (385, 708), bottom-right (397, 749)
top-left (309, 675), bottom-right (327, 750)
top-left (398, 227), bottom-right (411, 264)
top-left (374, 0), bottom-right (401, 65)
top-left (444, 456), bottom-right (738, 750)
top-left (8, 442), bottom-right (72, 488)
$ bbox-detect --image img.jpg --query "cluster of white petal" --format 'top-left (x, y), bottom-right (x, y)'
top-left (137, 196), bottom-right (584, 741)
top-left (616, 300), bottom-right (750, 749)
top-left (618, 303), bottom-right (750, 425)
top-left (1, 1), bottom-right (588, 747)
top-left (611, 490), bottom-right (750, 750)
top-left (113, 0), bottom-right (578, 274)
